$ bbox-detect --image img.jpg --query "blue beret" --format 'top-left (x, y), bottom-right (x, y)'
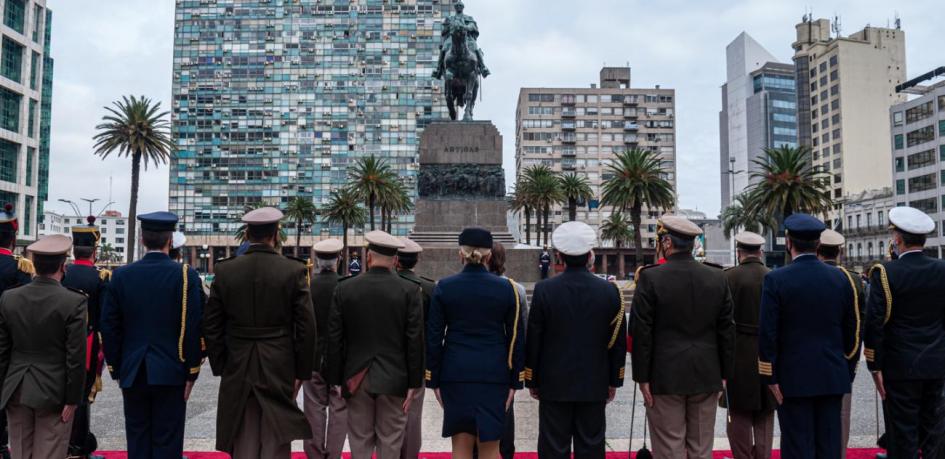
top-left (138, 211), bottom-right (179, 232)
top-left (784, 213), bottom-right (825, 241)
top-left (459, 227), bottom-right (493, 249)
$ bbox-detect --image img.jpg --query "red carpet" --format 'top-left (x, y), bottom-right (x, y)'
top-left (97, 450), bottom-right (883, 458)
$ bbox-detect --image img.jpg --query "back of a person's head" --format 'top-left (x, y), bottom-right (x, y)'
top-left (488, 242), bottom-right (507, 275)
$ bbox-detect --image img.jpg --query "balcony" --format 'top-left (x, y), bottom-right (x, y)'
top-left (623, 97), bottom-right (639, 106)
top-left (561, 108), bottom-right (576, 118)
top-left (561, 160), bottom-right (577, 171)
top-left (561, 121), bottom-right (576, 130)
top-left (561, 148), bottom-right (577, 158)
top-left (845, 225), bottom-right (889, 237)
top-left (623, 122), bottom-right (639, 131)
top-left (623, 135), bottom-right (639, 144)
top-left (561, 133), bottom-right (577, 143)
top-left (561, 95), bottom-right (576, 105)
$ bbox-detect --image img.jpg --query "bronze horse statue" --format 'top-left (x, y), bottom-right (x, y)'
top-left (442, 23), bottom-right (481, 121)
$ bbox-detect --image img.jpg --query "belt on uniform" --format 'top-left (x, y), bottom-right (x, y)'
top-left (735, 323), bottom-right (759, 336)
top-left (227, 326), bottom-right (288, 340)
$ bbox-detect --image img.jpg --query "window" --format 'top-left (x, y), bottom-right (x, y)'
top-left (830, 69), bottom-right (839, 81)
top-left (940, 120), bottom-right (945, 137)
top-left (941, 145), bottom-right (945, 162)
top-left (527, 93), bottom-right (555, 103)
top-left (0, 140), bottom-right (15, 183)
top-left (830, 85), bottom-right (840, 97)
top-left (894, 134), bottom-right (904, 150)
top-left (4, 0), bottom-right (25, 34)
top-left (773, 113), bottom-right (796, 123)
top-left (878, 211), bottom-right (884, 226)
top-left (868, 242), bottom-right (874, 257)
top-left (0, 88), bottom-right (20, 133)
top-left (895, 157), bottom-right (905, 172)
top-left (831, 99), bottom-right (840, 111)
top-left (907, 125), bottom-right (935, 147)
top-left (773, 127), bottom-right (797, 136)
top-left (830, 55), bottom-right (839, 67)
top-left (893, 112), bottom-right (904, 126)
top-left (907, 149), bottom-right (936, 170)
top-left (819, 62), bottom-right (828, 73)
top-left (116, 228), bottom-right (125, 234)
top-left (856, 215), bottom-right (861, 228)
top-left (910, 197), bottom-right (938, 214)
top-left (896, 179), bottom-right (906, 195)
top-left (28, 51), bottom-right (37, 90)
top-left (1, 37), bottom-right (23, 83)
top-left (847, 216), bottom-right (853, 229)
top-left (772, 100), bottom-right (796, 109)
top-left (26, 99), bottom-right (35, 138)
top-left (23, 195), bottom-right (31, 236)
top-left (908, 173), bottom-right (937, 193)
top-left (906, 102), bottom-right (934, 124)
top-left (24, 146), bottom-right (32, 186)
top-left (116, 238), bottom-right (125, 244)
top-left (879, 241), bottom-right (885, 258)
top-left (31, 5), bottom-right (41, 43)
top-left (867, 213), bottom-right (873, 226)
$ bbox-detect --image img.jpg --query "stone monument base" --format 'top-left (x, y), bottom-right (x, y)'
top-left (414, 246), bottom-right (542, 283)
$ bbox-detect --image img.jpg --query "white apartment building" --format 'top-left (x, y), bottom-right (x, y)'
top-left (39, 210), bottom-right (130, 263)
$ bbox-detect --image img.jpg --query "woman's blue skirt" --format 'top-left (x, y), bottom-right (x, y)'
top-left (440, 382), bottom-right (509, 442)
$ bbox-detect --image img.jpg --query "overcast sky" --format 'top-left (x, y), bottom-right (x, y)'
top-left (45, 0), bottom-right (939, 219)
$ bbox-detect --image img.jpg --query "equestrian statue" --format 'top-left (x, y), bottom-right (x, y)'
top-left (432, 1), bottom-right (490, 121)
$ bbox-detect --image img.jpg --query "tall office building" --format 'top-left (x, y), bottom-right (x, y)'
top-left (793, 17), bottom-right (906, 221)
top-left (515, 67), bottom-right (677, 258)
top-left (0, 0), bottom-right (52, 246)
top-left (719, 33), bottom-right (798, 210)
top-left (169, 1), bottom-right (452, 264)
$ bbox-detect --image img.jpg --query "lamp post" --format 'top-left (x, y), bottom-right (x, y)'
top-left (58, 199), bottom-right (81, 217)
top-left (726, 157), bottom-right (745, 266)
top-left (80, 198), bottom-right (100, 217)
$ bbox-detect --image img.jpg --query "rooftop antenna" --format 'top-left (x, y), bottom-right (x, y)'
top-left (894, 12), bottom-right (901, 30)
top-left (831, 14), bottom-right (842, 38)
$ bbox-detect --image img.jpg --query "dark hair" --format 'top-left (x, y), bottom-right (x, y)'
top-left (398, 254), bottom-right (418, 270)
top-left (788, 236), bottom-right (819, 253)
top-left (33, 254), bottom-right (65, 276)
top-left (488, 242), bottom-right (507, 275)
top-left (247, 223), bottom-right (279, 243)
top-left (816, 245), bottom-right (840, 260)
top-left (666, 233), bottom-right (694, 253)
top-left (897, 230), bottom-right (927, 248)
top-left (142, 230), bottom-right (173, 251)
top-left (168, 247), bottom-right (182, 261)
top-left (73, 246), bottom-right (95, 260)
top-left (562, 253), bottom-right (590, 267)
top-left (0, 230), bottom-right (13, 248)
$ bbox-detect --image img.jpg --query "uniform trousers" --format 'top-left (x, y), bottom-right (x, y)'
top-left (399, 388), bottom-right (424, 459)
top-left (647, 392), bottom-right (718, 459)
top-left (537, 400), bottom-right (606, 459)
top-left (68, 400), bottom-right (92, 453)
top-left (303, 372), bottom-right (347, 459)
top-left (6, 389), bottom-right (73, 459)
top-left (233, 395), bottom-right (291, 459)
top-left (840, 393), bottom-right (852, 458)
top-left (726, 409), bottom-right (774, 459)
top-left (776, 394), bottom-right (842, 459)
top-left (884, 378), bottom-right (945, 459)
top-left (346, 388), bottom-right (407, 459)
top-left (121, 371), bottom-right (186, 459)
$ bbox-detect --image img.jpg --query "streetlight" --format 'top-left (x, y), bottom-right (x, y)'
top-left (80, 198), bottom-right (100, 217)
top-left (58, 199), bottom-right (81, 216)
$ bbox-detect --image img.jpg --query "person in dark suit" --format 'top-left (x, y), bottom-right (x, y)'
top-left (526, 221), bottom-right (626, 459)
top-left (426, 228), bottom-right (525, 459)
top-left (63, 217), bottom-right (111, 458)
top-left (539, 248), bottom-right (551, 279)
top-left (304, 238), bottom-right (348, 459)
top-left (0, 204), bottom-right (32, 459)
top-left (631, 215), bottom-right (734, 459)
top-left (724, 231), bottom-right (777, 459)
top-left (864, 206), bottom-right (945, 458)
top-left (758, 214), bottom-right (859, 459)
top-left (328, 231), bottom-right (424, 458)
top-left (0, 235), bottom-right (86, 459)
top-left (100, 211), bottom-right (204, 459)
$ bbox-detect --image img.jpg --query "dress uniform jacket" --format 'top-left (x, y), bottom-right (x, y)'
top-left (724, 257), bottom-right (777, 412)
top-left (0, 277), bottom-right (87, 411)
top-left (203, 244), bottom-right (316, 453)
top-left (398, 269), bottom-right (435, 324)
top-left (0, 253), bottom-right (31, 292)
top-left (630, 253), bottom-right (735, 395)
top-left (525, 266), bottom-right (627, 401)
top-left (328, 267), bottom-right (425, 395)
top-left (311, 270), bottom-right (340, 372)
top-left (758, 255), bottom-right (859, 397)
top-left (864, 252), bottom-right (945, 380)
top-left (63, 263), bottom-right (108, 378)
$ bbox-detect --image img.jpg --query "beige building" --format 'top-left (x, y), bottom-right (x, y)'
top-left (840, 187), bottom-right (894, 271)
top-left (514, 67), bottom-right (677, 254)
top-left (792, 18), bottom-right (906, 224)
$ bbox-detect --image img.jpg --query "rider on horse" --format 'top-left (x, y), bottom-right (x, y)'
top-left (433, 1), bottom-right (490, 80)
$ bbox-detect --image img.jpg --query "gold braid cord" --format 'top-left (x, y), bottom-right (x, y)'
top-left (507, 278), bottom-right (521, 370)
top-left (15, 256), bottom-right (34, 276)
top-left (838, 267), bottom-right (861, 360)
top-left (869, 264), bottom-right (893, 326)
top-left (608, 282), bottom-right (626, 349)
top-left (178, 264), bottom-right (189, 363)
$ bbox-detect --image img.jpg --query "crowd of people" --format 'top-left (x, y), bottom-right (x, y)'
top-left (0, 199), bottom-right (942, 459)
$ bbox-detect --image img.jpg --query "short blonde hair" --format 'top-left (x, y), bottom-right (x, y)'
top-left (460, 246), bottom-right (491, 265)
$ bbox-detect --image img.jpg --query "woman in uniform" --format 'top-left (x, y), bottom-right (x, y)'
top-left (425, 228), bottom-right (526, 459)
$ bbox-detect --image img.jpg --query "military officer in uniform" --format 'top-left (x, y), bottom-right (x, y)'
top-left (758, 214), bottom-right (859, 459)
top-left (327, 231), bottom-right (424, 458)
top-left (864, 206), bottom-right (945, 458)
top-left (525, 222), bottom-right (626, 459)
top-left (348, 253), bottom-right (362, 277)
top-left (204, 207), bottom-right (316, 458)
top-left (63, 217), bottom-right (110, 458)
top-left (723, 232), bottom-right (776, 459)
top-left (0, 204), bottom-right (31, 459)
top-left (631, 215), bottom-right (734, 459)
top-left (396, 237), bottom-right (434, 459)
top-left (100, 212), bottom-right (204, 459)
top-left (304, 238), bottom-right (348, 459)
top-left (0, 235), bottom-right (87, 459)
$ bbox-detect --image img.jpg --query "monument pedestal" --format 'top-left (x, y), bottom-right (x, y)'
top-left (411, 122), bottom-right (540, 282)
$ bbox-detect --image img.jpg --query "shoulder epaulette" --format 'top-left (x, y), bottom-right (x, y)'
top-left (65, 286), bottom-right (89, 298)
top-left (399, 273), bottom-right (422, 285)
top-left (98, 268), bottom-right (112, 282)
top-left (14, 256), bottom-right (34, 276)
top-left (702, 261), bottom-right (724, 270)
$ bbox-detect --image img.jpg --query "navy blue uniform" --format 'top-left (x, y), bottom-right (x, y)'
top-left (864, 251), bottom-right (945, 457)
top-left (426, 264), bottom-right (525, 441)
top-left (101, 253), bottom-right (204, 459)
top-left (348, 259), bottom-right (362, 276)
top-left (758, 254), bottom-right (859, 458)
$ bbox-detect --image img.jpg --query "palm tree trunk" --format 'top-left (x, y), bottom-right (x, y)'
top-left (342, 223), bottom-right (349, 275)
top-left (369, 194), bottom-right (376, 231)
top-left (127, 153), bottom-right (142, 263)
top-left (617, 241), bottom-right (626, 279)
top-left (631, 204), bottom-right (643, 268)
top-left (524, 206), bottom-right (532, 245)
top-left (295, 217), bottom-right (302, 257)
top-left (543, 204), bottom-right (551, 247)
top-left (568, 198), bottom-right (577, 222)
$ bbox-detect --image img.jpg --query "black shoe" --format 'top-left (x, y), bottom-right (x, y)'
top-left (875, 454), bottom-right (887, 459)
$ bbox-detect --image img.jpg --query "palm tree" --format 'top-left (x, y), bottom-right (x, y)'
top-left (745, 146), bottom-right (833, 227)
top-left (93, 95), bottom-right (175, 263)
top-left (522, 165), bottom-right (562, 247)
top-left (600, 211), bottom-right (634, 276)
top-left (323, 188), bottom-right (367, 274)
top-left (233, 202), bottom-right (288, 245)
top-left (509, 181), bottom-right (536, 245)
top-left (99, 242), bottom-right (118, 265)
top-left (721, 193), bottom-right (776, 239)
top-left (285, 196), bottom-right (318, 257)
top-left (601, 149), bottom-right (675, 268)
top-left (558, 172), bottom-right (594, 221)
top-left (348, 155), bottom-right (396, 230)
top-left (378, 181), bottom-right (413, 234)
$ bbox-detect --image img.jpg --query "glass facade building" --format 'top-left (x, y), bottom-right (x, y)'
top-left (169, 0), bottom-right (453, 260)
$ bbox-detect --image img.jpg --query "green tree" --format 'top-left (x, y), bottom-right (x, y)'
top-left (323, 188), bottom-right (368, 274)
top-left (600, 211), bottom-right (634, 276)
top-left (233, 201), bottom-right (288, 245)
top-left (721, 193), bottom-right (775, 239)
top-left (509, 180), bottom-right (537, 246)
top-left (348, 155), bottom-right (396, 231)
top-left (99, 242), bottom-right (118, 265)
top-left (558, 172), bottom-right (594, 221)
top-left (285, 196), bottom-right (319, 257)
top-left (378, 181), bottom-right (413, 233)
top-left (601, 149), bottom-right (675, 270)
top-left (93, 95), bottom-right (175, 263)
top-left (522, 165), bottom-right (562, 247)
top-left (745, 146), bottom-right (833, 229)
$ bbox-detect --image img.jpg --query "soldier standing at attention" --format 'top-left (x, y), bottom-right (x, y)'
top-left (63, 216), bottom-right (111, 458)
top-left (723, 232), bottom-right (776, 459)
top-left (304, 238), bottom-right (348, 459)
top-left (328, 231), bottom-right (424, 458)
top-left (203, 207), bottom-right (316, 458)
top-left (396, 237), bottom-right (435, 459)
top-left (758, 214), bottom-right (859, 458)
top-left (539, 248), bottom-right (551, 280)
top-left (526, 222), bottom-right (627, 459)
top-left (0, 235), bottom-right (86, 459)
top-left (100, 212), bottom-right (205, 459)
top-left (630, 215), bottom-right (734, 459)
top-left (864, 207), bottom-right (945, 457)
top-left (348, 253), bottom-right (362, 277)
top-left (0, 204), bottom-right (32, 459)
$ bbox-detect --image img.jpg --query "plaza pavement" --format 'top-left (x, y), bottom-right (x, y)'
top-left (91, 361), bottom-right (884, 453)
